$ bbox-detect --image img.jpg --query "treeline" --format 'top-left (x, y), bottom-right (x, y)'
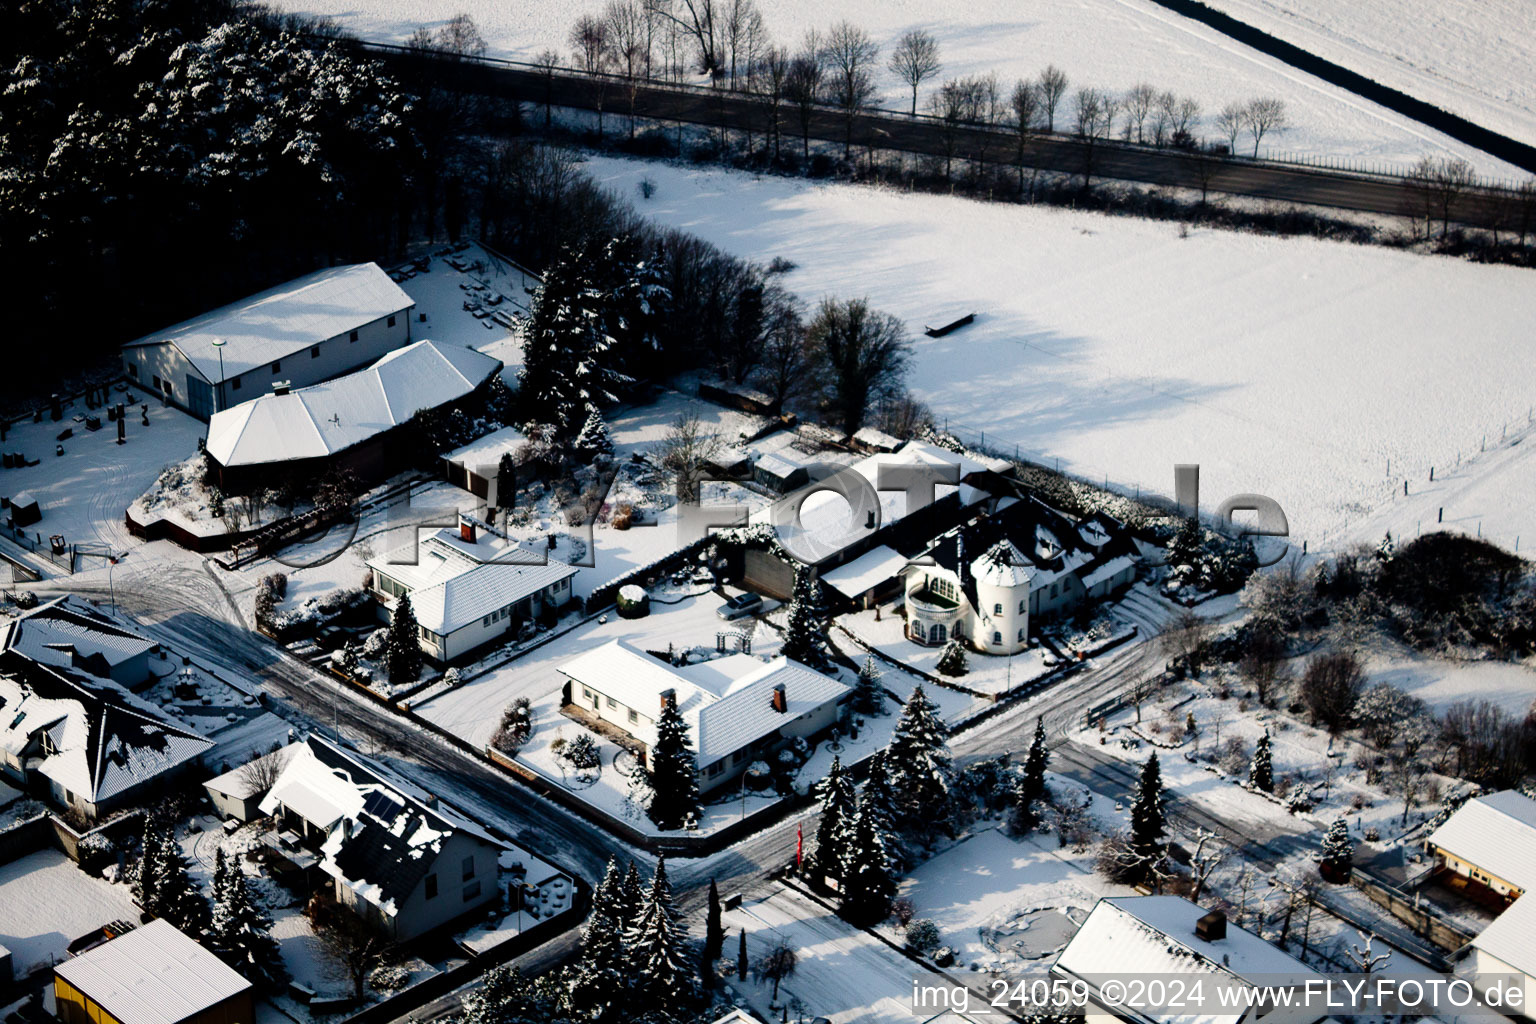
top-left (0, 0), bottom-right (434, 387)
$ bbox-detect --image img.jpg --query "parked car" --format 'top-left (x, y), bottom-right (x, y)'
top-left (716, 593), bottom-right (763, 620)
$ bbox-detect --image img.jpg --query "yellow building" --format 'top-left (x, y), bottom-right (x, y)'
top-left (54, 920), bottom-right (252, 1024)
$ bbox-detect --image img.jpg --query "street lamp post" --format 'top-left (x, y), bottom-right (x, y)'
top-left (211, 337), bottom-right (227, 413)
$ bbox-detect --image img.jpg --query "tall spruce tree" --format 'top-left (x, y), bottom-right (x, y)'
top-left (207, 848), bottom-right (285, 987)
top-left (810, 755), bottom-right (857, 883)
top-left (780, 563), bottom-right (834, 671)
top-left (617, 861), bottom-right (644, 928)
top-left (385, 593), bottom-right (423, 686)
top-left (495, 451), bottom-right (517, 518)
top-left (565, 858), bottom-right (627, 1020)
top-left (1129, 752), bottom-right (1168, 886)
top-left (702, 879), bottom-right (725, 989)
top-left (626, 858), bottom-right (697, 1012)
top-left (859, 749), bottom-right (907, 870)
top-left (1013, 716), bottom-right (1050, 834)
top-left (132, 814), bottom-right (168, 919)
top-left (646, 697), bottom-right (701, 830)
top-left (1249, 730), bottom-right (1274, 792)
top-left (1321, 817), bottom-right (1355, 877)
top-left (462, 965), bottom-right (563, 1024)
top-left (518, 245), bottom-right (595, 438)
top-left (853, 656), bottom-right (885, 715)
top-left (838, 801), bottom-right (897, 926)
top-left (886, 686), bottom-right (953, 836)
top-left (573, 408), bottom-right (614, 460)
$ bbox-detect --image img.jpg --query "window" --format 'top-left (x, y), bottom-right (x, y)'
top-left (162, 379), bottom-right (172, 395)
top-left (152, 375), bottom-right (162, 389)
top-left (128, 364), bottom-right (139, 379)
top-left (1018, 628), bottom-right (1026, 643)
top-left (462, 855), bottom-right (475, 880)
top-left (733, 750), bottom-right (746, 764)
top-left (463, 881), bottom-right (481, 902)
top-left (482, 614), bottom-right (491, 626)
top-left (606, 696), bottom-right (617, 709)
top-left (993, 631), bottom-right (1002, 644)
top-left (1019, 600), bottom-right (1026, 613)
top-left (582, 688), bottom-right (595, 701)
top-left (310, 345), bottom-right (320, 359)
top-left (231, 376), bottom-right (241, 391)
top-left (993, 603), bottom-right (1003, 614)
top-left (271, 360), bottom-right (281, 372)
top-left (425, 874), bottom-right (438, 899)
top-left (387, 315), bottom-right (397, 328)
top-left (628, 708), bottom-right (638, 724)
top-left (930, 623), bottom-right (947, 644)
top-left (707, 761), bottom-right (724, 777)
top-left (349, 330), bottom-right (359, 342)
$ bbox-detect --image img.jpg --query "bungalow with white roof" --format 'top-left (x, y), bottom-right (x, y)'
top-left (900, 498), bottom-right (1139, 654)
top-left (257, 735), bottom-right (508, 940)
top-left (122, 263), bottom-right (414, 419)
top-left (204, 339), bottom-right (501, 492)
top-left (1054, 896), bottom-right (1326, 1024)
top-left (1426, 791), bottom-right (1536, 1016)
top-left (367, 514), bottom-right (578, 663)
top-left (0, 650), bottom-right (212, 820)
top-left (558, 639), bottom-right (852, 794)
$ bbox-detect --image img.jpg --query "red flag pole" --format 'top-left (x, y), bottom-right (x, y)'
top-left (795, 822), bottom-right (803, 869)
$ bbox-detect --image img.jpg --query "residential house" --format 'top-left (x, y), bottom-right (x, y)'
top-left (54, 920), bottom-right (252, 1024)
top-left (204, 340), bottom-right (501, 492)
top-left (367, 514), bottom-right (578, 663)
top-left (258, 735), bottom-right (508, 941)
top-left (122, 263), bottom-right (414, 419)
top-left (0, 651), bottom-right (211, 820)
top-left (3, 597), bottom-right (158, 688)
top-left (899, 498), bottom-right (1139, 654)
top-left (558, 640), bottom-right (852, 794)
top-left (1054, 896), bottom-right (1325, 1024)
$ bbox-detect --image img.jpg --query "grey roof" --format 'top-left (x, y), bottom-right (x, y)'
top-left (3, 597), bottom-right (156, 676)
top-left (123, 263), bottom-right (413, 382)
top-left (1426, 790), bottom-right (1536, 892)
top-left (1471, 893), bottom-right (1536, 975)
top-left (54, 920), bottom-right (250, 1024)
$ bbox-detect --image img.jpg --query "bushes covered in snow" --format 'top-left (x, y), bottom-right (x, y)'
top-left (492, 697), bottom-right (534, 754)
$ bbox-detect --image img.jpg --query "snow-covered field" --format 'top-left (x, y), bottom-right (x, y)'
top-left (0, 848), bottom-right (140, 977)
top-left (269, 0), bottom-right (1522, 175)
top-left (1200, 0), bottom-right (1536, 151)
top-left (577, 156), bottom-right (1536, 552)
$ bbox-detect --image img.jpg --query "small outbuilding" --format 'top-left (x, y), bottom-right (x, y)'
top-left (54, 920), bottom-right (253, 1024)
top-left (8, 492), bottom-right (40, 528)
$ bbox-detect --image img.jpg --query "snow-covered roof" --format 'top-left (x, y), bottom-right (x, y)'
top-left (1081, 553), bottom-right (1139, 590)
top-left (1426, 790), bottom-right (1536, 891)
top-left (203, 744), bottom-right (291, 801)
top-left (123, 263), bottom-right (413, 382)
top-left (1472, 892), bottom-right (1536, 975)
top-left (558, 640), bottom-right (851, 765)
top-left (3, 597), bottom-right (156, 677)
top-left (207, 340), bottom-right (501, 468)
top-left (443, 425), bottom-right (529, 472)
top-left (261, 736), bottom-right (505, 914)
top-left (367, 519), bottom-right (578, 637)
top-left (1057, 897), bottom-right (1321, 1024)
top-left (971, 539), bottom-right (1033, 588)
top-left (821, 545), bottom-right (912, 599)
top-left (54, 920), bottom-right (250, 1024)
top-left (753, 441), bottom-right (1003, 565)
top-left (0, 653), bottom-right (211, 805)
top-left (852, 426), bottom-right (903, 452)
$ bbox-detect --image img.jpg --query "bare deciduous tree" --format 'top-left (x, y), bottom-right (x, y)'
top-left (1160, 608), bottom-right (1210, 676)
top-left (1215, 101), bottom-right (1245, 152)
top-left (754, 294), bottom-right (810, 412)
top-left (756, 941), bottom-right (797, 1001)
top-left (889, 28), bottom-right (941, 116)
top-left (784, 31), bottom-right (824, 163)
top-left (1188, 828), bottom-right (1227, 903)
top-left (824, 21), bottom-right (880, 161)
top-left (645, 0), bottom-right (721, 76)
top-left (756, 45), bottom-right (791, 162)
top-left (1346, 932), bottom-right (1392, 975)
top-left (1406, 155), bottom-right (1476, 237)
top-left (235, 747), bottom-right (290, 801)
top-left (807, 296), bottom-right (911, 434)
top-left (1299, 650), bottom-right (1365, 733)
top-left (604, 0), bottom-right (650, 136)
top-left (570, 14), bottom-right (611, 136)
top-left (533, 49), bottom-right (561, 128)
top-left (657, 412), bottom-right (723, 503)
top-left (1038, 64), bottom-right (1068, 131)
top-left (1243, 97), bottom-right (1287, 156)
top-left (1010, 79), bottom-right (1041, 197)
top-left (722, 0), bottom-right (763, 89)
top-left (1124, 83), bottom-right (1156, 143)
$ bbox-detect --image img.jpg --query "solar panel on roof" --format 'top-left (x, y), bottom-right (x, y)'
top-left (363, 789), bottom-right (403, 821)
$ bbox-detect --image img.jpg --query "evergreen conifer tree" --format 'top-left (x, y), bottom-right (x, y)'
top-left (132, 814), bottom-right (167, 920)
top-left (1013, 716), bottom-right (1050, 834)
top-left (573, 408), bottom-right (615, 460)
top-left (853, 656), bottom-right (885, 715)
top-left (859, 750), bottom-right (907, 871)
top-left (617, 861), bottom-right (644, 929)
top-left (810, 756), bottom-right (857, 883)
top-left (780, 563), bottom-right (834, 671)
top-left (1321, 817), bottom-right (1354, 877)
top-left (518, 246), bottom-right (594, 438)
top-left (1128, 752), bottom-right (1168, 886)
top-left (565, 859), bottom-right (627, 1020)
top-left (935, 638), bottom-right (968, 676)
top-left (646, 698), bottom-right (701, 830)
top-left (207, 848), bottom-right (284, 986)
top-left (385, 593), bottom-right (423, 686)
top-left (495, 452), bottom-right (516, 518)
top-left (886, 686), bottom-right (953, 835)
top-left (463, 965), bottom-right (562, 1024)
top-left (625, 858), bottom-right (697, 1012)
top-left (1249, 730), bottom-right (1274, 792)
top-left (701, 879), bottom-right (724, 989)
top-left (838, 802), bottom-right (897, 926)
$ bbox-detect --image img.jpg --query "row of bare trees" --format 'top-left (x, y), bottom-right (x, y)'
top-left (1404, 154), bottom-right (1536, 243)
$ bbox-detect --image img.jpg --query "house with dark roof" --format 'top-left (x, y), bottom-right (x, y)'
top-left (0, 651), bottom-right (212, 820)
top-left (900, 497), bottom-right (1139, 654)
top-left (258, 735), bottom-right (507, 940)
top-left (2, 596), bottom-right (158, 688)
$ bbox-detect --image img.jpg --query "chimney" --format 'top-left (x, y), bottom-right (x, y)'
top-left (460, 516), bottom-right (476, 543)
top-left (1195, 908), bottom-right (1227, 942)
top-left (865, 509), bottom-right (876, 529)
top-left (770, 683), bottom-right (787, 713)
top-left (660, 687), bottom-right (676, 710)
top-left (272, 380), bottom-right (291, 396)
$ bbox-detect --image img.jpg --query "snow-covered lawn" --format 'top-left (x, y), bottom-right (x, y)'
top-left (579, 156), bottom-right (1536, 551)
top-left (0, 848), bottom-right (141, 977)
top-left (839, 607), bottom-right (1060, 697)
top-left (1200, 0), bottom-right (1536, 151)
top-left (1363, 648), bottom-right (1536, 717)
top-left (393, 243), bottom-right (536, 381)
top-left (267, 0), bottom-right (1519, 173)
